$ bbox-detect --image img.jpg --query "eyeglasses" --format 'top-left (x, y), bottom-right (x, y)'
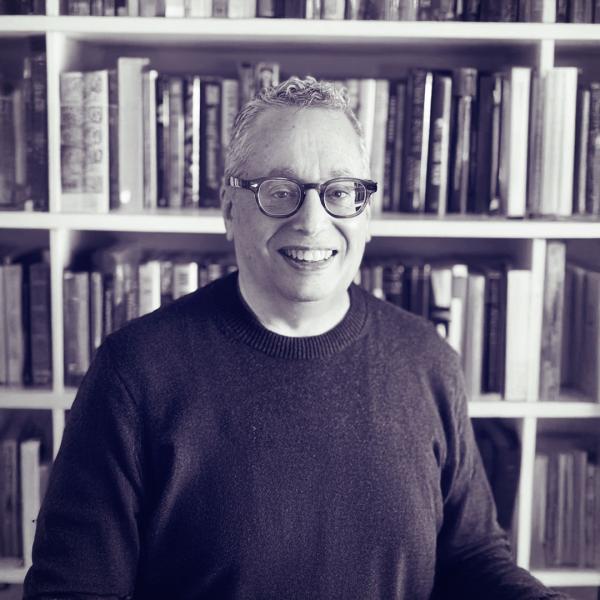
top-left (227, 176), bottom-right (377, 219)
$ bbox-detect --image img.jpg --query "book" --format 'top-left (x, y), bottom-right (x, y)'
top-left (89, 270), bottom-right (103, 359)
top-left (448, 68), bottom-right (477, 214)
top-left (369, 80), bottom-right (389, 217)
top-left (142, 68), bottom-right (159, 209)
top-left (117, 57), bottom-right (150, 211)
top-left (472, 72), bottom-right (502, 214)
top-left (59, 71), bottom-right (85, 209)
top-left (3, 262), bottom-right (25, 386)
top-left (573, 86), bottom-right (590, 215)
top-left (539, 68), bottom-right (578, 216)
top-left (138, 259), bottom-right (162, 316)
top-left (561, 263), bottom-right (587, 389)
top-left (425, 73), bottom-right (452, 215)
top-left (429, 264), bottom-right (452, 339)
top-left (448, 263), bottom-right (467, 356)
top-left (221, 78), bottom-right (239, 175)
top-left (200, 79), bottom-right (222, 208)
top-left (168, 76), bottom-right (185, 209)
top-left (156, 74), bottom-right (170, 208)
top-left (498, 67), bottom-right (530, 217)
top-left (538, 241), bottom-right (566, 402)
top-left (63, 270), bottom-right (90, 387)
top-left (0, 81), bottom-right (16, 209)
top-left (482, 265), bottom-right (506, 394)
top-left (402, 69), bottom-right (433, 213)
top-left (183, 75), bottom-right (201, 209)
top-left (390, 80), bottom-right (407, 212)
top-left (173, 257), bottom-right (199, 299)
top-left (28, 260), bottom-right (52, 387)
top-left (20, 438), bottom-right (41, 568)
top-left (504, 269), bottom-right (531, 401)
top-left (526, 70), bottom-right (543, 216)
top-left (587, 82), bottom-right (600, 215)
top-left (0, 435), bottom-right (20, 557)
top-left (463, 272), bottom-right (485, 399)
top-left (580, 269), bottom-right (600, 402)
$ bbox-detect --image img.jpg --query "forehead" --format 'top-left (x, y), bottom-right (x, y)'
top-left (243, 106), bottom-right (365, 178)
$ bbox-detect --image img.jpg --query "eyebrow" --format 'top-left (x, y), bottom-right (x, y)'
top-left (264, 167), bottom-right (355, 179)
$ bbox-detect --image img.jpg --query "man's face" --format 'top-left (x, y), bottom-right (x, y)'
top-left (222, 106), bottom-right (371, 310)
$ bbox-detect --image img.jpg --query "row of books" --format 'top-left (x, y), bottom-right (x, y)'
top-left (57, 0), bottom-right (600, 21)
top-left (531, 443), bottom-right (600, 568)
top-left (0, 0), bottom-right (44, 13)
top-left (63, 245), bottom-right (237, 385)
top-left (0, 250), bottom-right (52, 389)
top-left (59, 60), bottom-right (278, 213)
top-left (357, 243), bottom-right (599, 404)
top-left (0, 46), bottom-right (49, 213)
top-left (0, 412), bottom-right (50, 564)
top-left (57, 58), bottom-right (600, 218)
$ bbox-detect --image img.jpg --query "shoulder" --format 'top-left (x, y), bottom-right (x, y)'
top-left (102, 273), bottom-right (235, 376)
top-left (355, 283), bottom-right (460, 375)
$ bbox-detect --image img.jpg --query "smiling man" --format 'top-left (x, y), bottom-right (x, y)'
top-left (24, 77), bottom-right (569, 600)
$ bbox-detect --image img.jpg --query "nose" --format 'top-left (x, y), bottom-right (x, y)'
top-left (291, 188), bottom-right (329, 234)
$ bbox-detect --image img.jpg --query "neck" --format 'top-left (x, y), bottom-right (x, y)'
top-left (237, 277), bottom-right (350, 337)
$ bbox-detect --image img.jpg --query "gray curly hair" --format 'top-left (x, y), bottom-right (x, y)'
top-left (224, 76), bottom-right (370, 179)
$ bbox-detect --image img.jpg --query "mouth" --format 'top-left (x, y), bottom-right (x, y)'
top-left (278, 247), bottom-right (338, 265)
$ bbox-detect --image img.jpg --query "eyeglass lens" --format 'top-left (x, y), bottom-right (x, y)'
top-left (258, 179), bottom-right (367, 217)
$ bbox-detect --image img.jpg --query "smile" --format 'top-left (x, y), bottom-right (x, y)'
top-left (279, 248), bottom-right (338, 263)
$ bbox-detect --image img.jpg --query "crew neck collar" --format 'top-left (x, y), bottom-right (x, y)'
top-left (213, 272), bottom-right (367, 359)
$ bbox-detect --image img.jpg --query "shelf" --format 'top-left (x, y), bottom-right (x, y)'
top-left (0, 558), bottom-right (26, 584)
top-left (468, 401), bottom-right (600, 419)
top-left (532, 569), bottom-right (600, 587)
top-left (0, 17), bottom-right (574, 47)
top-left (0, 388), bottom-right (73, 410)
top-left (2, 210), bottom-right (600, 238)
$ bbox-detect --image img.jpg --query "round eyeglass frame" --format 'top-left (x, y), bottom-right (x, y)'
top-left (226, 176), bottom-right (378, 219)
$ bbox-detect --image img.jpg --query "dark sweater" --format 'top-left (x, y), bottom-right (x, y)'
top-left (24, 273), bottom-right (566, 600)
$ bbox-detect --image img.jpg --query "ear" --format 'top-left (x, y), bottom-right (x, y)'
top-left (221, 185), bottom-right (234, 242)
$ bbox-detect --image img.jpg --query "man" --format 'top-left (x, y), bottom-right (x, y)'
top-left (25, 77), bottom-right (568, 599)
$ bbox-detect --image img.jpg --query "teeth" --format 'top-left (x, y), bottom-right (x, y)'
top-left (283, 249), bottom-right (334, 262)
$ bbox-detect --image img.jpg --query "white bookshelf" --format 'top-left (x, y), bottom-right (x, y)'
top-left (1, 13), bottom-right (600, 593)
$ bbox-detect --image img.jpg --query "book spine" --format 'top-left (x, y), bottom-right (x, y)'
top-left (504, 269), bottom-right (532, 400)
top-left (63, 270), bottom-right (90, 387)
top-left (581, 270), bottom-right (600, 402)
top-left (156, 75), bottom-right (170, 208)
top-left (142, 69), bottom-right (158, 210)
top-left (89, 270), bottom-right (103, 358)
top-left (4, 264), bottom-right (24, 385)
top-left (173, 261), bottom-right (199, 299)
top-left (117, 57), bottom-right (150, 212)
top-left (221, 78), bottom-right (239, 172)
top-left (449, 68), bottom-right (477, 214)
top-left (595, 0), bottom-right (600, 21)
top-left (382, 82), bottom-right (398, 212)
top-left (183, 75), bottom-right (201, 209)
top-left (254, 62), bottom-right (280, 94)
top-left (425, 73), bottom-right (452, 215)
top-left (570, 0), bottom-right (593, 21)
top-left (431, 0), bottom-right (454, 19)
top-left (556, 0), bottom-right (568, 20)
top-left (574, 87), bottom-right (590, 215)
top-left (212, 0), bottom-right (227, 15)
top-left (167, 75), bottom-right (184, 209)
top-left (187, 0), bottom-right (211, 15)
top-left (402, 69), bottom-right (433, 213)
top-left (586, 82), bottom-right (600, 215)
top-left (257, 0), bottom-right (277, 15)
top-left (417, 0), bottom-right (431, 19)
top-left (482, 267), bottom-right (505, 394)
top-left (370, 79), bottom-right (389, 217)
top-left (82, 70), bottom-right (110, 214)
top-left (1, 439), bottom-right (20, 557)
top-left (59, 72), bottom-right (85, 207)
top-left (20, 439), bottom-right (41, 568)
top-left (390, 80), bottom-right (406, 212)
top-left (228, 0), bottom-right (256, 16)
top-left (0, 83), bottom-right (15, 208)
top-left (463, 272), bottom-right (485, 398)
top-left (320, 0), bottom-right (344, 17)
top-left (0, 266), bottom-right (6, 384)
top-left (527, 70), bottom-right (543, 216)
top-left (108, 69), bottom-right (119, 210)
top-left (29, 262), bottom-right (52, 386)
top-left (12, 85), bottom-right (27, 210)
top-left (138, 260), bottom-right (162, 316)
top-left (103, 0), bottom-right (115, 13)
top-left (28, 52), bottom-right (49, 211)
top-left (556, 68), bottom-right (578, 216)
top-left (200, 79), bottom-right (222, 208)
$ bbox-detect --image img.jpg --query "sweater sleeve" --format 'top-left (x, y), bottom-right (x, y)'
top-left (432, 352), bottom-right (571, 600)
top-left (23, 341), bottom-right (143, 600)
